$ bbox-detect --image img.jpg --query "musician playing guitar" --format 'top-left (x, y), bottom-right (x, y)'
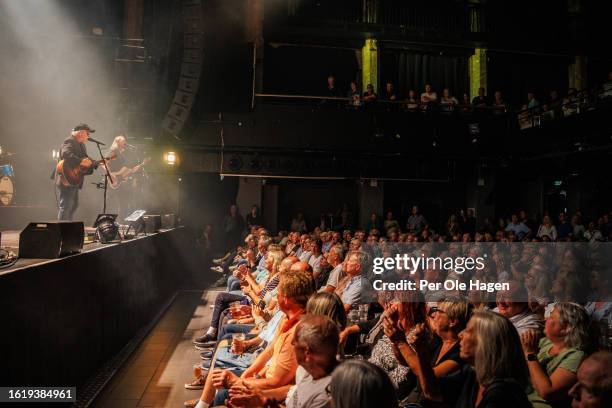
top-left (56, 123), bottom-right (108, 220)
top-left (106, 134), bottom-right (148, 218)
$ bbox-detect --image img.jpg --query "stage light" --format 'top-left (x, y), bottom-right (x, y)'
top-left (164, 151), bottom-right (177, 165)
top-left (94, 214), bottom-right (119, 244)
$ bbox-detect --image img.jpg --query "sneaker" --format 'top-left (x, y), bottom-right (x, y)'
top-left (213, 258), bottom-right (224, 265)
top-left (200, 351), bottom-right (213, 359)
top-left (184, 378), bottom-right (205, 390)
top-left (194, 344), bottom-right (213, 352)
top-left (193, 333), bottom-right (216, 347)
top-left (184, 398), bottom-right (201, 407)
top-left (210, 266), bottom-right (224, 273)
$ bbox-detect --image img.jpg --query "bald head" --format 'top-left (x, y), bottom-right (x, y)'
top-left (280, 256), bottom-right (298, 273)
top-left (291, 261), bottom-right (312, 274)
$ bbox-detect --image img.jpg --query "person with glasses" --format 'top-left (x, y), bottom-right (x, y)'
top-left (384, 310), bottom-right (531, 408)
top-left (402, 299), bottom-right (471, 405)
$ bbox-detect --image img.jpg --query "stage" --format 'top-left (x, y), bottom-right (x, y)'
top-left (0, 226), bottom-right (212, 406)
top-left (0, 227), bottom-right (109, 273)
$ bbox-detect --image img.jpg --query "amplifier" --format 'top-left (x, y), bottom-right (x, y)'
top-left (143, 215), bottom-right (161, 233)
top-left (19, 221), bottom-right (84, 258)
top-left (161, 214), bottom-right (176, 229)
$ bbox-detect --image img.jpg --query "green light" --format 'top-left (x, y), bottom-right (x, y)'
top-left (469, 48), bottom-right (487, 101)
top-left (553, 180), bottom-right (563, 187)
top-left (362, 38), bottom-right (378, 93)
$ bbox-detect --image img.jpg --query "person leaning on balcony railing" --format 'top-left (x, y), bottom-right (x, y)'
top-left (472, 87), bottom-right (490, 107)
top-left (492, 90), bottom-right (508, 114)
top-left (440, 88), bottom-right (458, 113)
top-left (420, 83), bottom-right (438, 110)
top-left (325, 74), bottom-right (341, 98)
top-left (382, 81), bottom-right (397, 102)
top-left (405, 89), bottom-right (419, 111)
top-left (363, 83), bottom-right (378, 107)
top-left (347, 81), bottom-right (361, 107)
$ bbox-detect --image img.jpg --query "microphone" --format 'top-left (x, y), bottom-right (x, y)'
top-left (87, 136), bottom-right (106, 146)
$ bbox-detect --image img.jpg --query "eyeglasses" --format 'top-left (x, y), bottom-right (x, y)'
top-left (428, 306), bottom-right (446, 317)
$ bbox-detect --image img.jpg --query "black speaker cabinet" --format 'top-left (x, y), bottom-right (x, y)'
top-left (19, 221), bottom-right (84, 258)
top-left (143, 215), bottom-right (161, 233)
top-left (161, 214), bottom-right (176, 229)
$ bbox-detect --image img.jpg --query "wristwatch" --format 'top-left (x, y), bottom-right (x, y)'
top-left (527, 353), bottom-right (537, 361)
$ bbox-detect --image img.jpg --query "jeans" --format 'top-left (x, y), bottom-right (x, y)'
top-left (226, 276), bottom-right (241, 292)
top-left (57, 186), bottom-right (79, 220)
top-left (218, 323), bottom-right (255, 341)
top-left (211, 292), bottom-right (246, 330)
top-left (213, 388), bottom-right (234, 407)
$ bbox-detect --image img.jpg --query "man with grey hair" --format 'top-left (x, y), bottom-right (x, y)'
top-left (336, 251), bottom-right (371, 312)
top-left (225, 314), bottom-right (339, 408)
top-left (286, 314), bottom-right (339, 407)
top-left (321, 244), bottom-right (345, 293)
top-left (569, 351), bottom-right (612, 408)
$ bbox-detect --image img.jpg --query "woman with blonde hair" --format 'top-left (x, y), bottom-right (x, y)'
top-left (305, 292), bottom-right (347, 331)
top-left (521, 302), bottom-right (589, 408)
top-left (385, 310), bottom-right (531, 408)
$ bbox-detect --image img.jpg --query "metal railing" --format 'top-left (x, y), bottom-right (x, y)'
top-left (516, 88), bottom-right (610, 130)
top-left (254, 92), bottom-right (509, 116)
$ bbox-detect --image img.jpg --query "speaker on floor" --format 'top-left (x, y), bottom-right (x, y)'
top-left (143, 215), bottom-right (161, 233)
top-left (19, 221), bottom-right (84, 258)
top-left (161, 214), bottom-right (176, 229)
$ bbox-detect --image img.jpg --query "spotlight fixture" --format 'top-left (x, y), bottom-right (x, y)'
top-left (164, 151), bottom-right (177, 165)
top-left (93, 214), bottom-right (119, 243)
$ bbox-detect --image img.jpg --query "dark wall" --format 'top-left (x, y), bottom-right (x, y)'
top-left (275, 179), bottom-right (359, 231)
top-left (383, 179), bottom-right (466, 233)
top-left (263, 45), bottom-right (360, 95)
top-left (487, 51), bottom-right (571, 107)
top-left (179, 172), bottom-right (239, 234)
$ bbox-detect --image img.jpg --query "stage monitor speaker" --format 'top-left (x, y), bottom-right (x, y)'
top-left (161, 214), bottom-right (176, 229)
top-left (19, 221), bottom-right (84, 259)
top-left (143, 215), bottom-right (161, 233)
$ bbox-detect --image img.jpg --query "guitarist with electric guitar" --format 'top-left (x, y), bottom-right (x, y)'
top-left (55, 124), bottom-right (115, 221)
top-left (105, 135), bottom-right (150, 218)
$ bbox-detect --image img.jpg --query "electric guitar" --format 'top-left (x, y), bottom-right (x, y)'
top-left (56, 153), bottom-right (115, 187)
top-left (108, 157), bottom-right (151, 190)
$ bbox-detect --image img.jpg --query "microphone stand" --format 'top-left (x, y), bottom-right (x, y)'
top-left (91, 140), bottom-right (114, 214)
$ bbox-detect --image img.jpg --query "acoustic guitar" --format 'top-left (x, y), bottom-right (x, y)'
top-left (108, 157), bottom-right (151, 190)
top-left (56, 154), bottom-right (115, 187)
